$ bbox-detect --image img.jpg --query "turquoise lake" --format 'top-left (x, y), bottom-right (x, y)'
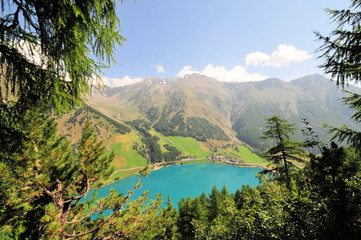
top-left (94, 163), bottom-right (261, 208)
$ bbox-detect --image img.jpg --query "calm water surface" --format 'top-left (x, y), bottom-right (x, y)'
top-left (95, 163), bottom-right (260, 208)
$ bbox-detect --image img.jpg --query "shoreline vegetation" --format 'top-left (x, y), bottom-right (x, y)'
top-left (105, 157), bottom-right (269, 186)
top-left (150, 157), bottom-right (269, 172)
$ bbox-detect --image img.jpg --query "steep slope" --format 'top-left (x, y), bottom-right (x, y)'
top-left (89, 74), bottom-right (232, 141)
top-left (225, 74), bottom-right (360, 150)
top-left (153, 74), bottom-right (231, 141)
top-left (87, 73), bottom-right (361, 150)
top-left (89, 78), bottom-right (175, 121)
top-left (57, 104), bottom-right (131, 145)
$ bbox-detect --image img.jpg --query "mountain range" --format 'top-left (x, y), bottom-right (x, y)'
top-left (85, 73), bottom-right (360, 151)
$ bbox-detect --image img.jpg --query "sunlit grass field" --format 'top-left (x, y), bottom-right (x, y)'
top-left (159, 136), bottom-right (212, 158)
top-left (238, 146), bottom-right (266, 164)
top-left (109, 133), bottom-right (147, 170)
top-left (107, 131), bottom-right (266, 182)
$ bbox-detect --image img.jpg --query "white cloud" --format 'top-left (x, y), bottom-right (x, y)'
top-left (245, 44), bottom-right (312, 67)
top-left (177, 65), bottom-right (195, 77)
top-left (156, 65), bottom-right (165, 73)
top-left (245, 52), bottom-right (270, 66)
top-left (177, 64), bottom-right (267, 82)
top-left (102, 76), bottom-right (144, 87)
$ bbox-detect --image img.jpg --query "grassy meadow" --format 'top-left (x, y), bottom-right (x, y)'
top-left (237, 146), bottom-right (266, 164)
top-left (106, 131), bottom-right (267, 182)
top-left (160, 136), bottom-right (213, 158)
top-left (109, 132), bottom-right (147, 170)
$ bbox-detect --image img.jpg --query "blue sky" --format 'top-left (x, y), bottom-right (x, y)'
top-left (102, 0), bottom-right (350, 87)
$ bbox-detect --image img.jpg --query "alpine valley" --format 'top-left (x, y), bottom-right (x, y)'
top-left (56, 73), bottom-right (361, 182)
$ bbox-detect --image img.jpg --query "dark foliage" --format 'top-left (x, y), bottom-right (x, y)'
top-left (154, 111), bottom-right (229, 142)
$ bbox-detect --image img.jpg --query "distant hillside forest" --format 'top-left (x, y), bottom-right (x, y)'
top-left (154, 111), bottom-right (229, 142)
top-left (127, 119), bottom-right (181, 163)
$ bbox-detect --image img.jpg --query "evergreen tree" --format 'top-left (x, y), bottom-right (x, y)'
top-left (177, 197), bottom-right (196, 239)
top-left (325, 91), bottom-right (361, 151)
top-left (220, 185), bottom-right (229, 196)
top-left (316, 0), bottom-right (361, 87)
top-left (0, 0), bottom-right (124, 113)
top-left (262, 115), bottom-right (304, 182)
top-left (208, 186), bottom-right (226, 221)
top-left (0, 1), bottom-right (166, 238)
top-left (234, 188), bottom-right (243, 210)
top-left (0, 0), bottom-right (126, 157)
top-left (0, 109), bottom-right (161, 238)
top-left (154, 195), bottom-right (178, 239)
top-left (315, 2), bottom-right (361, 237)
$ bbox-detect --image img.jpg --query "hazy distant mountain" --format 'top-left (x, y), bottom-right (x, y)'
top-left (87, 74), bottom-right (361, 150)
top-left (225, 74), bottom-right (360, 150)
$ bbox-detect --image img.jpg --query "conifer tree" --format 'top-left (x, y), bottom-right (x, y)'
top-left (0, 109), bottom-right (161, 238)
top-left (177, 197), bottom-right (196, 239)
top-left (316, 0), bottom-right (361, 87)
top-left (155, 195), bottom-right (178, 239)
top-left (0, 1), bottom-right (166, 238)
top-left (208, 186), bottom-right (226, 221)
top-left (0, 0), bottom-right (126, 150)
top-left (262, 115), bottom-right (304, 182)
top-left (304, 143), bottom-right (361, 239)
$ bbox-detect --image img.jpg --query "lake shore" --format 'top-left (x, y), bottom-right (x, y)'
top-left (98, 163), bottom-right (262, 211)
top-left (106, 158), bottom-right (269, 186)
top-left (150, 159), bottom-right (269, 172)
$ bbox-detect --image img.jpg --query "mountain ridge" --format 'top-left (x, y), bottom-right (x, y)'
top-left (87, 73), bottom-right (361, 150)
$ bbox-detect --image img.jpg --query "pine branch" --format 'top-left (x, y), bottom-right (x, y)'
top-left (61, 171), bottom-right (144, 238)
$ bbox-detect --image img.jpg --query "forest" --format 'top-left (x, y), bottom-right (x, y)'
top-left (154, 111), bottom-right (229, 142)
top-left (0, 0), bottom-right (361, 239)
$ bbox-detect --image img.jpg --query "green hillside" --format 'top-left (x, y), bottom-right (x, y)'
top-left (159, 136), bottom-right (212, 158)
top-left (55, 73), bottom-right (361, 181)
top-left (88, 75), bottom-right (234, 142)
top-left (105, 133), bottom-right (148, 183)
top-left (57, 104), bottom-right (130, 145)
top-left (57, 104), bottom-right (267, 182)
top-left (109, 133), bottom-right (147, 170)
top-left (154, 111), bottom-right (229, 142)
top-left (225, 75), bottom-right (361, 151)
top-left (87, 74), bottom-right (361, 152)
top-left (238, 146), bottom-right (266, 163)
